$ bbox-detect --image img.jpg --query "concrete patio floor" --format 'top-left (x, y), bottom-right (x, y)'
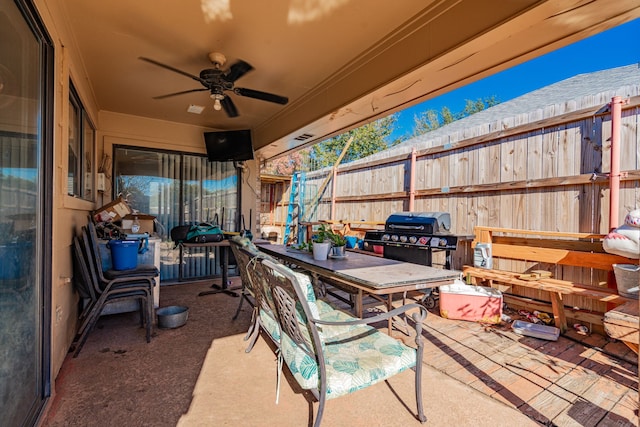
top-left (41, 278), bottom-right (638, 426)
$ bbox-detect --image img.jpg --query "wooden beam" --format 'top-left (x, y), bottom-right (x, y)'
top-left (549, 292), bottom-right (568, 333)
top-left (304, 136), bottom-right (354, 219)
top-left (332, 170), bottom-right (640, 202)
top-left (473, 226), bottom-right (606, 240)
top-left (502, 295), bottom-right (606, 326)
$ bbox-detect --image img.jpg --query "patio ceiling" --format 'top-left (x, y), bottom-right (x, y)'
top-left (55, 0), bottom-right (640, 160)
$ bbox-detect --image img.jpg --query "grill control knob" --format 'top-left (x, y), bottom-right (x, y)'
top-left (399, 235), bottom-right (408, 243)
top-left (391, 235), bottom-right (399, 242)
top-left (409, 236), bottom-right (417, 244)
top-left (439, 238), bottom-right (447, 246)
top-left (382, 234), bottom-right (390, 241)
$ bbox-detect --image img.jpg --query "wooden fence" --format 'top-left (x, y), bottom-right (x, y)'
top-left (303, 95), bottom-right (640, 234)
top-left (259, 89), bottom-right (640, 331)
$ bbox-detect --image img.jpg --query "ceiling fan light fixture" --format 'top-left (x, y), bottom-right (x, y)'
top-left (210, 92), bottom-right (225, 111)
top-left (140, 54), bottom-right (287, 118)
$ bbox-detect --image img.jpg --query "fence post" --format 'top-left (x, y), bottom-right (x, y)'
top-left (331, 167), bottom-right (337, 220)
top-left (409, 147), bottom-right (416, 212)
top-left (609, 96), bottom-right (623, 230)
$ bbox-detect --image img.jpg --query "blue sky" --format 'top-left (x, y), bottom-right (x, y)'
top-left (391, 18), bottom-right (640, 141)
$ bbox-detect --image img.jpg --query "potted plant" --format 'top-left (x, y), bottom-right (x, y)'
top-left (312, 224), bottom-right (332, 261)
top-left (327, 228), bottom-right (347, 257)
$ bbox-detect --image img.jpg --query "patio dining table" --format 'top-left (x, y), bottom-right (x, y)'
top-left (258, 244), bottom-right (461, 332)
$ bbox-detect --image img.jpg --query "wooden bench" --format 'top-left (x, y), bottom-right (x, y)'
top-left (462, 226), bottom-right (637, 334)
top-left (604, 301), bottom-right (639, 353)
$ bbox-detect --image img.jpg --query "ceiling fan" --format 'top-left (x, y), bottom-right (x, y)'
top-left (139, 52), bottom-right (288, 118)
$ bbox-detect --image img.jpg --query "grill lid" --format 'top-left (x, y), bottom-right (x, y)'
top-left (385, 212), bottom-right (451, 234)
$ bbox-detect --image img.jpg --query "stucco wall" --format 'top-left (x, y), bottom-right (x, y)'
top-left (36, 0), bottom-right (258, 392)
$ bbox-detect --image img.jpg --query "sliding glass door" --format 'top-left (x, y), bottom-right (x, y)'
top-left (0, 0), bottom-right (53, 425)
top-left (113, 147), bottom-right (239, 281)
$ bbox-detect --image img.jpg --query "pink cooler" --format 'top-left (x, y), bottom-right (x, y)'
top-left (439, 280), bottom-right (502, 324)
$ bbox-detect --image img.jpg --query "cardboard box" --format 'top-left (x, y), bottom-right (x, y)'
top-left (439, 280), bottom-right (503, 324)
top-left (93, 197), bottom-right (132, 223)
top-left (122, 214), bottom-right (155, 234)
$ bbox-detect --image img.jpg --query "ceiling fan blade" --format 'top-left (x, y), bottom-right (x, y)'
top-left (224, 60), bottom-right (254, 83)
top-left (234, 87), bottom-right (289, 105)
top-left (139, 56), bottom-right (207, 85)
top-left (221, 96), bottom-right (239, 118)
top-left (152, 88), bottom-right (208, 99)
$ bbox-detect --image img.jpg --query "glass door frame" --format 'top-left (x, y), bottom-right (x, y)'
top-left (10, 0), bottom-right (54, 424)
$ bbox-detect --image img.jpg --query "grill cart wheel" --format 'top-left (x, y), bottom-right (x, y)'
top-left (420, 288), bottom-right (439, 309)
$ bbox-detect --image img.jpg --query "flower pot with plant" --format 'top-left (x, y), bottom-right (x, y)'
top-left (326, 226), bottom-right (347, 257)
top-left (312, 224), bottom-right (332, 261)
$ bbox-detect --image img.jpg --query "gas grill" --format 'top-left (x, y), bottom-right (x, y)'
top-left (363, 212), bottom-right (459, 269)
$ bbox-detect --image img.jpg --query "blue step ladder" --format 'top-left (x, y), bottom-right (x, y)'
top-left (284, 171), bottom-right (305, 245)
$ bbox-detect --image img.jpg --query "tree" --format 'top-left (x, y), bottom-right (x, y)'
top-left (412, 96), bottom-right (500, 137)
top-left (262, 149), bottom-right (310, 175)
top-left (458, 95), bottom-right (499, 118)
top-left (311, 114), bottom-right (398, 169)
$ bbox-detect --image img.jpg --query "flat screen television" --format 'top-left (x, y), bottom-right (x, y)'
top-left (204, 129), bottom-right (254, 162)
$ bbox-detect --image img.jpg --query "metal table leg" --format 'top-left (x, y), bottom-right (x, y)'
top-left (198, 246), bottom-right (240, 297)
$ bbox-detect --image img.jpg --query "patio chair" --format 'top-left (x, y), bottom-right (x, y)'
top-left (72, 234), bottom-right (146, 340)
top-left (71, 233), bottom-right (155, 357)
top-left (259, 257), bottom-right (429, 426)
top-left (71, 236), bottom-right (98, 336)
top-left (86, 221), bottom-right (159, 280)
top-left (85, 222), bottom-right (158, 319)
top-left (229, 237), bottom-right (280, 353)
top-left (230, 237), bottom-right (257, 321)
top-left (230, 237), bottom-right (353, 354)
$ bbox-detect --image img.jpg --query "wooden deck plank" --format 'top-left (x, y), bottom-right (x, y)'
top-left (604, 301), bottom-right (639, 345)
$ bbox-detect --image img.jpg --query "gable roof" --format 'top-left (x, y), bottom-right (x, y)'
top-left (369, 62), bottom-right (640, 161)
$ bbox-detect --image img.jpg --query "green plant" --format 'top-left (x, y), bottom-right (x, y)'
top-left (292, 241), bottom-right (312, 252)
top-left (315, 223), bottom-right (347, 246)
top-left (313, 224), bottom-right (330, 243)
top-left (327, 230), bottom-right (347, 247)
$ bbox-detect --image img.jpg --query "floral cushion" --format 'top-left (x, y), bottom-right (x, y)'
top-left (280, 320), bottom-right (416, 398)
top-left (258, 281), bottom-right (357, 344)
top-left (259, 307), bottom-right (280, 342)
top-left (232, 236), bottom-right (268, 258)
top-left (277, 263), bottom-right (417, 398)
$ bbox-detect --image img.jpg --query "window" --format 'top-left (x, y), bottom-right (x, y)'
top-left (67, 83), bottom-right (95, 199)
top-left (113, 146), bottom-right (239, 281)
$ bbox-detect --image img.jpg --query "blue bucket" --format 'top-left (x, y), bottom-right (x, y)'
top-left (107, 240), bottom-right (139, 270)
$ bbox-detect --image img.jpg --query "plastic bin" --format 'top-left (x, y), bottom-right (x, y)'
top-left (512, 320), bottom-right (560, 341)
top-left (473, 242), bottom-right (493, 269)
top-left (107, 240), bottom-right (139, 270)
top-left (613, 264), bottom-right (640, 299)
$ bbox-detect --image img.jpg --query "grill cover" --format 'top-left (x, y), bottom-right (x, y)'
top-left (385, 212), bottom-right (451, 235)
